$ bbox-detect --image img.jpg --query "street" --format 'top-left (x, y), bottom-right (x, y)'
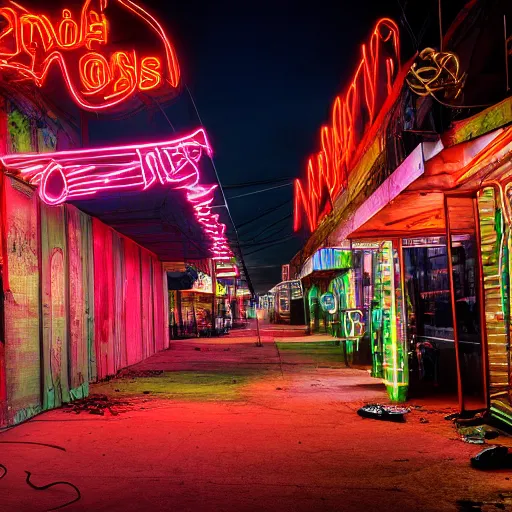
top-left (1, 332), bottom-right (510, 512)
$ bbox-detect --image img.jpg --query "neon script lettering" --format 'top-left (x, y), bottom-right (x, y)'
top-left (0, 0), bottom-right (180, 110)
top-left (293, 18), bottom-right (400, 232)
top-left (1, 128), bottom-right (232, 259)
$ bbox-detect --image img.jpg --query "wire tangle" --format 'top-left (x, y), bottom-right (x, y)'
top-left (406, 47), bottom-right (466, 100)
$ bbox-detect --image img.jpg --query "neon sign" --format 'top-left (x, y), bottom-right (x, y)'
top-left (294, 18), bottom-right (400, 232)
top-left (0, 127), bottom-right (233, 259)
top-left (320, 292), bottom-right (337, 314)
top-left (0, 0), bottom-right (180, 111)
top-left (340, 309), bottom-right (365, 339)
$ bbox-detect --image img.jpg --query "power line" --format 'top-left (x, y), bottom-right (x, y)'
top-left (185, 85), bottom-right (256, 296)
top-left (241, 233), bottom-right (295, 248)
top-left (237, 198), bottom-right (292, 230)
top-left (244, 236), bottom-right (297, 257)
top-left (224, 177), bottom-right (294, 190)
top-left (227, 182), bottom-right (292, 200)
top-left (242, 214), bottom-right (292, 243)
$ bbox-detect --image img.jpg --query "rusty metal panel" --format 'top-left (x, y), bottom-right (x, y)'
top-left (40, 202), bottom-right (69, 410)
top-left (83, 213), bottom-right (96, 383)
top-left (124, 241), bottom-right (142, 366)
top-left (66, 205), bottom-right (90, 400)
top-left (3, 177), bottom-right (41, 425)
top-left (152, 259), bottom-right (166, 352)
top-left (141, 250), bottom-right (154, 359)
top-left (93, 218), bottom-right (115, 380)
top-left (112, 232), bottom-right (126, 373)
top-left (478, 187), bottom-right (512, 425)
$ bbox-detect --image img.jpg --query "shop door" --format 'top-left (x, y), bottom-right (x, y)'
top-left (445, 196), bottom-right (487, 411)
top-left (308, 286), bottom-right (321, 333)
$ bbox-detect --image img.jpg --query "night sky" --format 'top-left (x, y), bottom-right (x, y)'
top-left (91, 0), bottom-right (460, 293)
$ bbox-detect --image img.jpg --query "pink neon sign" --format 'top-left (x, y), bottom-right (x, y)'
top-left (0, 128), bottom-right (233, 258)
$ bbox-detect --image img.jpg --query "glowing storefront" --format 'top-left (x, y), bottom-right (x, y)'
top-left (291, 3), bottom-right (512, 422)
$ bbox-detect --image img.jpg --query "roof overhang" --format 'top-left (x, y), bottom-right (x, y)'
top-left (349, 126), bottom-right (512, 240)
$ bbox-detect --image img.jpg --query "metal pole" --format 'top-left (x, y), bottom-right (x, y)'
top-left (473, 196), bottom-right (490, 409)
top-left (505, 15), bottom-right (510, 92)
top-left (438, 0), bottom-right (443, 52)
top-left (444, 195), bottom-right (465, 413)
top-left (255, 297), bottom-right (263, 347)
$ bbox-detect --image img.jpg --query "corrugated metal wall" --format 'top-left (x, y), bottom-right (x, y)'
top-left (0, 181), bottom-right (169, 427)
top-left (67, 205), bottom-right (94, 400)
top-left (3, 177), bottom-right (41, 426)
top-left (92, 218), bottom-right (168, 381)
top-left (478, 187), bottom-right (512, 425)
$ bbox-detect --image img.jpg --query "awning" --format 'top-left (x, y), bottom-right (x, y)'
top-left (348, 127), bottom-right (512, 240)
top-left (330, 142), bottom-right (438, 242)
top-left (298, 247), bottom-right (353, 279)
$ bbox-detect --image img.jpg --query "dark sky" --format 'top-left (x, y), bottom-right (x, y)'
top-left (161, 0), bottom-right (399, 293)
top-left (92, 0), bottom-right (459, 293)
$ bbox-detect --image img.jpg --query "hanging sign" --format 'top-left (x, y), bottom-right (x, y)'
top-left (0, 0), bottom-right (180, 111)
top-left (191, 270), bottom-right (213, 294)
top-left (215, 260), bottom-right (239, 278)
top-left (216, 281), bottom-right (227, 297)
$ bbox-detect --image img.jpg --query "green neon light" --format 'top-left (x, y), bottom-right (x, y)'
top-left (371, 242), bottom-right (408, 401)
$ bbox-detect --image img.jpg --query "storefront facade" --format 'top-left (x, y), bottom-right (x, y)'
top-left (291, 2), bottom-right (512, 422)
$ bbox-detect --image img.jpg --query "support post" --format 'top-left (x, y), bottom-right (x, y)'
top-left (473, 196), bottom-right (490, 409)
top-left (444, 195), bottom-right (465, 413)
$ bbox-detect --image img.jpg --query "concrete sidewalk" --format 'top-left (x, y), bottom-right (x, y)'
top-left (1, 335), bottom-right (511, 511)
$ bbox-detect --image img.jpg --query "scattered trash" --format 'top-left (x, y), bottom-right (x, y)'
top-left (117, 369), bottom-right (163, 378)
top-left (458, 425), bottom-right (501, 444)
top-left (457, 493), bottom-right (512, 510)
top-left (357, 404), bottom-right (410, 422)
top-left (456, 411), bottom-right (487, 427)
top-left (445, 412), bottom-right (459, 421)
top-left (62, 394), bottom-right (131, 416)
top-left (419, 417), bottom-right (429, 424)
top-left (470, 445), bottom-right (510, 470)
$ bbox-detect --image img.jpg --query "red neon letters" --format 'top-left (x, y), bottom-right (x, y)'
top-left (293, 18), bottom-right (400, 232)
top-left (0, 0), bottom-right (180, 110)
top-left (0, 128), bottom-right (232, 258)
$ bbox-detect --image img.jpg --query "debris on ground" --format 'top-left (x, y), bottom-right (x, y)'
top-left (62, 394), bottom-right (132, 416)
top-left (117, 369), bottom-right (163, 378)
top-left (470, 445), bottom-right (510, 470)
top-left (457, 424), bottom-right (501, 444)
top-left (419, 417), bottom-right (429, 424)
top-left (357, 404), bottom-right (410, 422)
top-left (456, 411), bottom-right (488, 427)
top-left (457, 493), bottom-right (512, 511)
